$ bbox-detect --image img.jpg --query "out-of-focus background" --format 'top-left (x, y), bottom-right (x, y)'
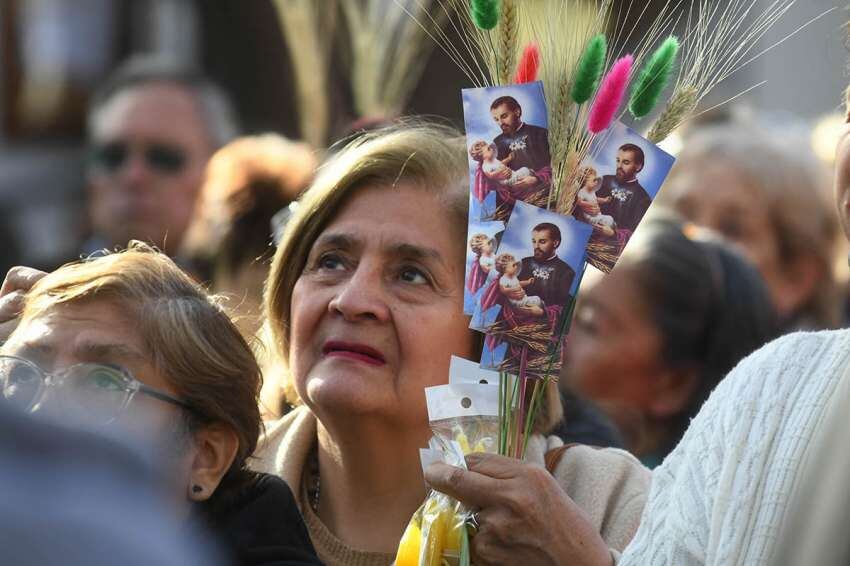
top-left (0, 0), bottom-right (846, 272)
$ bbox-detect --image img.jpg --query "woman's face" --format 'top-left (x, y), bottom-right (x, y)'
top-left (564, 266), bottom-right (665, 411)
top-left (834, 125), bottom-right (850, 240)
top-left (2, 301), bottom-right (195, 500)
top-left (668, 164), bottom-right (791, 314)
top-left (289, 183), bottom-right (475, 427)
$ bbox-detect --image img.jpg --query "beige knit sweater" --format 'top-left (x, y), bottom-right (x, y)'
top-left (252, 406), bottom-right (650, 566)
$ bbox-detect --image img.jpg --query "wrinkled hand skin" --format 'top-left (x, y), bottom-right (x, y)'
top-left (0, 266), bottom-right (47, 344)
top-left (424, 453), bottom-right (613, 566)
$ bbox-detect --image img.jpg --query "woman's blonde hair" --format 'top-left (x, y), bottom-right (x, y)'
top-left (264, 120), bottom-right (564, 433)
top-left (664, 125), bottom-right (840, 329)
top-left (21, 242), bottom-right (262, 490)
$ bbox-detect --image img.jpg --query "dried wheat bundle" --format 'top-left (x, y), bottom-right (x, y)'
top-left (272, 0), bottom-right (336, 147)
top-left (344, 0), bottom-right (447, 119)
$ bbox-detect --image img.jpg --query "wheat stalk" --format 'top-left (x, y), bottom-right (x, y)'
top-left (272, 0), bottom-right (336, 147)
top-left (497, 0), bottom-right (518, 84)
top-left (344, 1), bottom-right (448, 119)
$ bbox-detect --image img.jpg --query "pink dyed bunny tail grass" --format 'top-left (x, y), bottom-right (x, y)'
top-left (587, 55), bottom-right (633, 134)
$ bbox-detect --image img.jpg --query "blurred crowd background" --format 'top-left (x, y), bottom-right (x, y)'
top-left (0, 0), bottom-right (846, 271)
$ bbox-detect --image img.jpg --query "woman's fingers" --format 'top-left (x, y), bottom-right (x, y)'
top-left (423, 461), bottom-right (503, 508)
top-left (0, 266), bottom-right (46, 298)
top-left (0, 291), bottom-right (25, 323)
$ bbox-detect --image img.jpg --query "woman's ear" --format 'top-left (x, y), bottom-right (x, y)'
top-left (647, 366), bottom-right (699, 419)
top-left (187, 423), bottom-right (239, 501)
top-left (772, 255), bottom-right (823, 318)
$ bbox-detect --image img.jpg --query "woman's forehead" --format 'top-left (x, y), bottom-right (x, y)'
top-left (319, 183), bottom-right (463, 256)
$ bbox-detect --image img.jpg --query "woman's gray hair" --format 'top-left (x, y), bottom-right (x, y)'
top-left (663, 124), bottom-right (840, 329)
top-left (88, 54), bottom-right (240, 148)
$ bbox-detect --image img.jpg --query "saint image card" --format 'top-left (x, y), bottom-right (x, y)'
top-left (464, 219), bottom-right (504, 315)
top-left (571, 120), bottom-right (675, 273)
top-left (463, 81), bottom-right (552, 223)
top-left (471, 200), bottom-right (592, 377)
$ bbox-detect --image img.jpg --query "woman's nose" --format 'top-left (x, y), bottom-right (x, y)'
top-left (328, 263), bottom-right (391, 323)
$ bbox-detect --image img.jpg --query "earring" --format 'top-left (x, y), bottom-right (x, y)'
top-left (192, 484), bottom-right (203, 494)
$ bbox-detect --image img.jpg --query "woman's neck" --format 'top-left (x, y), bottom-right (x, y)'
top-left (314, 417), bottom-right (431, 553)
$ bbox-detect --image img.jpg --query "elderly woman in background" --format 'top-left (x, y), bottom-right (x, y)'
top-left (179, 133), bottom-right (318, 420)
top-left (662, 125), bottom-right (841, 331)
top-left (0, 244), bottom-right (320, 566)
top-left (564, 216), bottom-right (777, 467)
top-left (253, 122), bottom-right (650, 566)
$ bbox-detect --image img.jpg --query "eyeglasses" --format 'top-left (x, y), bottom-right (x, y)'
top-left (89, 141), bottom-right (187, 175)
top-left (0, 355), bottom-right (194, 426)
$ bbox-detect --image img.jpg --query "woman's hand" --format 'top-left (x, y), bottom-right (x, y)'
top-left (0, 266), bottom-right (46, 343)
top-left (424, 453), bottom-right (613, 566)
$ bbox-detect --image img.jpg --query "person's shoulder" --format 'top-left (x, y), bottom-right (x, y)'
top-left (549, 443), bottom-right (650, 492)
top-left (730, 329), bottom-right (850, 381)
top-left (522, 122), bottom-right (548, 134)
top-left (252, 406), bottom-right (316, 476)
top-left (546, 441), bottom-right (650, 551)
top-left (708, 329), bottom-right (850, 420)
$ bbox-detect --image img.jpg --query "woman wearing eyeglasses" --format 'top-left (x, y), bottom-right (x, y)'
top-left (0, 243), bottom-right (322, 566)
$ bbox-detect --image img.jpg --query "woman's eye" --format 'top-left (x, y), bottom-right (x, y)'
top-left (317, 253), bottom-right (347, 271)
top-left (399, 266), bottom-right (429, 285)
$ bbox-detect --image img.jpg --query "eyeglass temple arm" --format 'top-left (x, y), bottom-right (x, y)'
top-left (137, 384), bottom-right (194, 412)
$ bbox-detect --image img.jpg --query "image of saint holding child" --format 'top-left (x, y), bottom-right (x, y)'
top-left (468, 95), bottom-right (552, 219)
top-left (477, 220), bottom-right (578, 375)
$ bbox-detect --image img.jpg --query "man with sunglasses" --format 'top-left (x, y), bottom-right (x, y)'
top-left (85, 55), bottom-right (239, 257)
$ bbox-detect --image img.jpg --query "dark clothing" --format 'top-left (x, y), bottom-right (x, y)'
top-left (519, 254), bottom-right (575, 308)
top-left (550, 390), bottom-right (625, 448)
top-left (493, 122), bottom-right (551, 173)
top-left (0, 406), bottom-right (222, 565)
top-left (201, 473), bottom-right (322, 566)
top-left (597, 175), bottom-right (652, 232)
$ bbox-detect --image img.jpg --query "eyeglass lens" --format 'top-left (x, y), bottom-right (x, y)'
top-left (0, 358), bottom-right (132, 424)
top-left (90, 141), bottom-right (187, 174)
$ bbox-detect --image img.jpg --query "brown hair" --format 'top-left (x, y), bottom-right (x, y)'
top-left (22, 242), bottom-right (262, 490)
top-left (181, 133), bottom-right (318, 289)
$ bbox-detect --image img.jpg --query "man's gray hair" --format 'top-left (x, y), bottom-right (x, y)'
top-left (87, 54), bottom-right (240, 148)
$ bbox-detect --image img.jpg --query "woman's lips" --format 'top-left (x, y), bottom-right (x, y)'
top-left (322, 340), bottom-right (386, 366)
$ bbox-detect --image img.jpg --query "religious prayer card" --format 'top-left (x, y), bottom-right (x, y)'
top-left (462, 81), bottom-right (552, 224)
top-left (464, 218), bottom-right (504, 316)
top-left (571, 120), bottom-right (675, 273)
top-left (471, 201), bottom-right (592, 378)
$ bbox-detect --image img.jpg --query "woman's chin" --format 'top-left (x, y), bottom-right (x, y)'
top-left (303, 375), bottom-right (392, 417)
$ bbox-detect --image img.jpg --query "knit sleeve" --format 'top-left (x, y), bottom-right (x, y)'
top-left (618, 330), bottom-right (850, 565)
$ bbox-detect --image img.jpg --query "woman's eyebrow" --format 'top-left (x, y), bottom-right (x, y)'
top-left (74, 342), bottom-right (147, 364)
top-left (386, 242), bottom-right (446, 268)
top-left (313, 232), bottom-right (359, 251)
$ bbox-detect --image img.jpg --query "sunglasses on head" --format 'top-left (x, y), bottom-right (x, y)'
top-left (89, 141), bottom-right (187, 175)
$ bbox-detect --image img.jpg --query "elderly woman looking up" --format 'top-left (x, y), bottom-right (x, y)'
top-left (253, 122), bottom-right (650, 566)
top-left (0, 245), bottom-right (320, 566)
top-left (662, 126), bottom-right (841, 330)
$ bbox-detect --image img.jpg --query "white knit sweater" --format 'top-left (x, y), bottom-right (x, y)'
top-left (618, 329), bottom-right (850, 565)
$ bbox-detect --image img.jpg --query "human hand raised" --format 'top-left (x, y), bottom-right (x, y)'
top-left (424, 453), bottom-right (613, 566)
top-left (0, 266), bottom-right (46, 343)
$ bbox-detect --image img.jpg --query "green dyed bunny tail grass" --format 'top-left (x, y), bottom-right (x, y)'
top-left (629, 36), bottom-right (679, 119)
top-left (470, 0), bottom-right (500, 31)
top-left (570, 34), bottom-right (607, 105)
